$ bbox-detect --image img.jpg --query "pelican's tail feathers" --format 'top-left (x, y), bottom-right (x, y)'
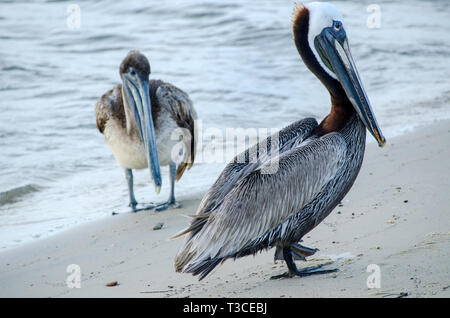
top-left (183, 257), bottom-right (224, 281)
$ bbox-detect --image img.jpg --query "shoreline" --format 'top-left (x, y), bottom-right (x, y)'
top-left (1, 119), bottom-right (449, 297)
top-left (0, 118), bottom-right (447, 254)
top-left (0, 119), bottom-right (444, 255)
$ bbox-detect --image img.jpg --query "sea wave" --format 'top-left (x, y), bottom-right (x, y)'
top-left (0, 184), bottom-right (41, 206)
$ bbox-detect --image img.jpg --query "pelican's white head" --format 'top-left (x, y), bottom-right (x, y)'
top-left (304, 2), bottom-right (344, 79)
top-left (293, 2), bottom-right (386, 147)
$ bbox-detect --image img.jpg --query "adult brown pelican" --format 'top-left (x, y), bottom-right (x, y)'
top-left (174, 2), bottom-right (386, 280)
top-left (96, 51), bottom-right (197, 213)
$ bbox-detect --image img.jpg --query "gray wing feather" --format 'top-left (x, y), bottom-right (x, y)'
top-left (95, 85), bottom-right (122, 134)
top-left (175, 131), bottom-right (347, 273)
top-left (156, 83), bottom-right (197, 179)
top-left (173, 118), bottom-right (318, 239)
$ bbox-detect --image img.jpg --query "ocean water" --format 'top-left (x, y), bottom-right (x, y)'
top-left (0, 0), bottom-right (449, 251)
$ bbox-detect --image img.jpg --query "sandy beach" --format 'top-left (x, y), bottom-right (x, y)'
top-left (1, 120), bottom-right (449, 298)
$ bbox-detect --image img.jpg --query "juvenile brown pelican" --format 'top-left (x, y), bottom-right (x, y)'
top-left (96, 51), bottom-right (197, 213)
top-left (174, 2), bottom-right (386, 280)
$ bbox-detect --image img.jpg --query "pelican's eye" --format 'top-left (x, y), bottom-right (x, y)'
top-left (333, 21), bottom-right (343, 31)
top-left (129, 68), bottom-right (137, 76)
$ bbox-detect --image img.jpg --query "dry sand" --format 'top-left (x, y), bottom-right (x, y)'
top-left (1, 120), bottom-right (449, 298)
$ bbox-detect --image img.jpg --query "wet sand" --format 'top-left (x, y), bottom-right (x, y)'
top-left (1, 120), bottom-right (449, 298)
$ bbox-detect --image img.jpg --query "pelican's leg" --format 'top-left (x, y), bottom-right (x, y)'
top-left (270, 246), bottom-right (338, 280)
top-left (125, 168), bottom-right (138, 210)
top-left (112, 169), bottom-right (157, 215)
top-left (155, 162), bottom-right (182, 212)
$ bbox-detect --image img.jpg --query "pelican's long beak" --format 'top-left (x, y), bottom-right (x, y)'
top-left (122, 73), bottom-right (162, 193)
top-left (315, 24), bottom-right (386, 147)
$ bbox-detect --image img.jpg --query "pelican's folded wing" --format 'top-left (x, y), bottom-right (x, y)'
top-left (155, 83), bottom-right (197, 180)
top-left (174, 117), bottom-right (319, 240)
top-left (174, 132), bottom-right (347, 279)
top-left (95, 85), bottom-right (122, 134)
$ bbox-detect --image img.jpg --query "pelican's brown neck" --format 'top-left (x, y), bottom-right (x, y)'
top-left (293, 6), bottom-right (354, 135)
top-left (316, 95), bottom-right (354, 136)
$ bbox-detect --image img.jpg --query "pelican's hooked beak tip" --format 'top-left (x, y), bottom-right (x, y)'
top-left (155, 185), bottom-right (161, 195)
top-left (378, 138), bottom-right (386, 148)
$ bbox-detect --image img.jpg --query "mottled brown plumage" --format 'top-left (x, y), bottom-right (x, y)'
top-left (155, 82), bottom-right (197, 180)
top-left (96, 85), bottom-right (124, 134)
top-left (119, 50), bottom-right (151, 78)
top-left (95, 82), bottom-right (162, 134)
top-left (95, 50), bottom-right (197, 212)
top-left (96, 80), bottom-right (197, 169)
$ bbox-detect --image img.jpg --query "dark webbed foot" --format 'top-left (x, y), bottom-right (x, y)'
top-left (112, 202), bottom-right (157, 215)
top-left (271, 246), bottom-right (337, 280)
top-left (111, 201), bottom-right (182, 215)
top-left (270, 264), bottom-right (338, 280)
top-left (113, 163), bottom-right (182, 215)
top-left (155, 200), bottom-right (182, 212)
top-left (137, 199), bottom-right (182, 212)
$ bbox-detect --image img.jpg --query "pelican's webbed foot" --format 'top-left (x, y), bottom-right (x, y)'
top-left (111, 200), bottom-right (182, 215)
top-left (154, 199), bottom-right (182, 212)
top-left (270, 264), bottom-right (338, 280)
top-left (132, 202), bottom-right (158, 212)
top-left (270, 246), bottom-right (338, 280)
top-left (112, 202), bottom-right (157, 215)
